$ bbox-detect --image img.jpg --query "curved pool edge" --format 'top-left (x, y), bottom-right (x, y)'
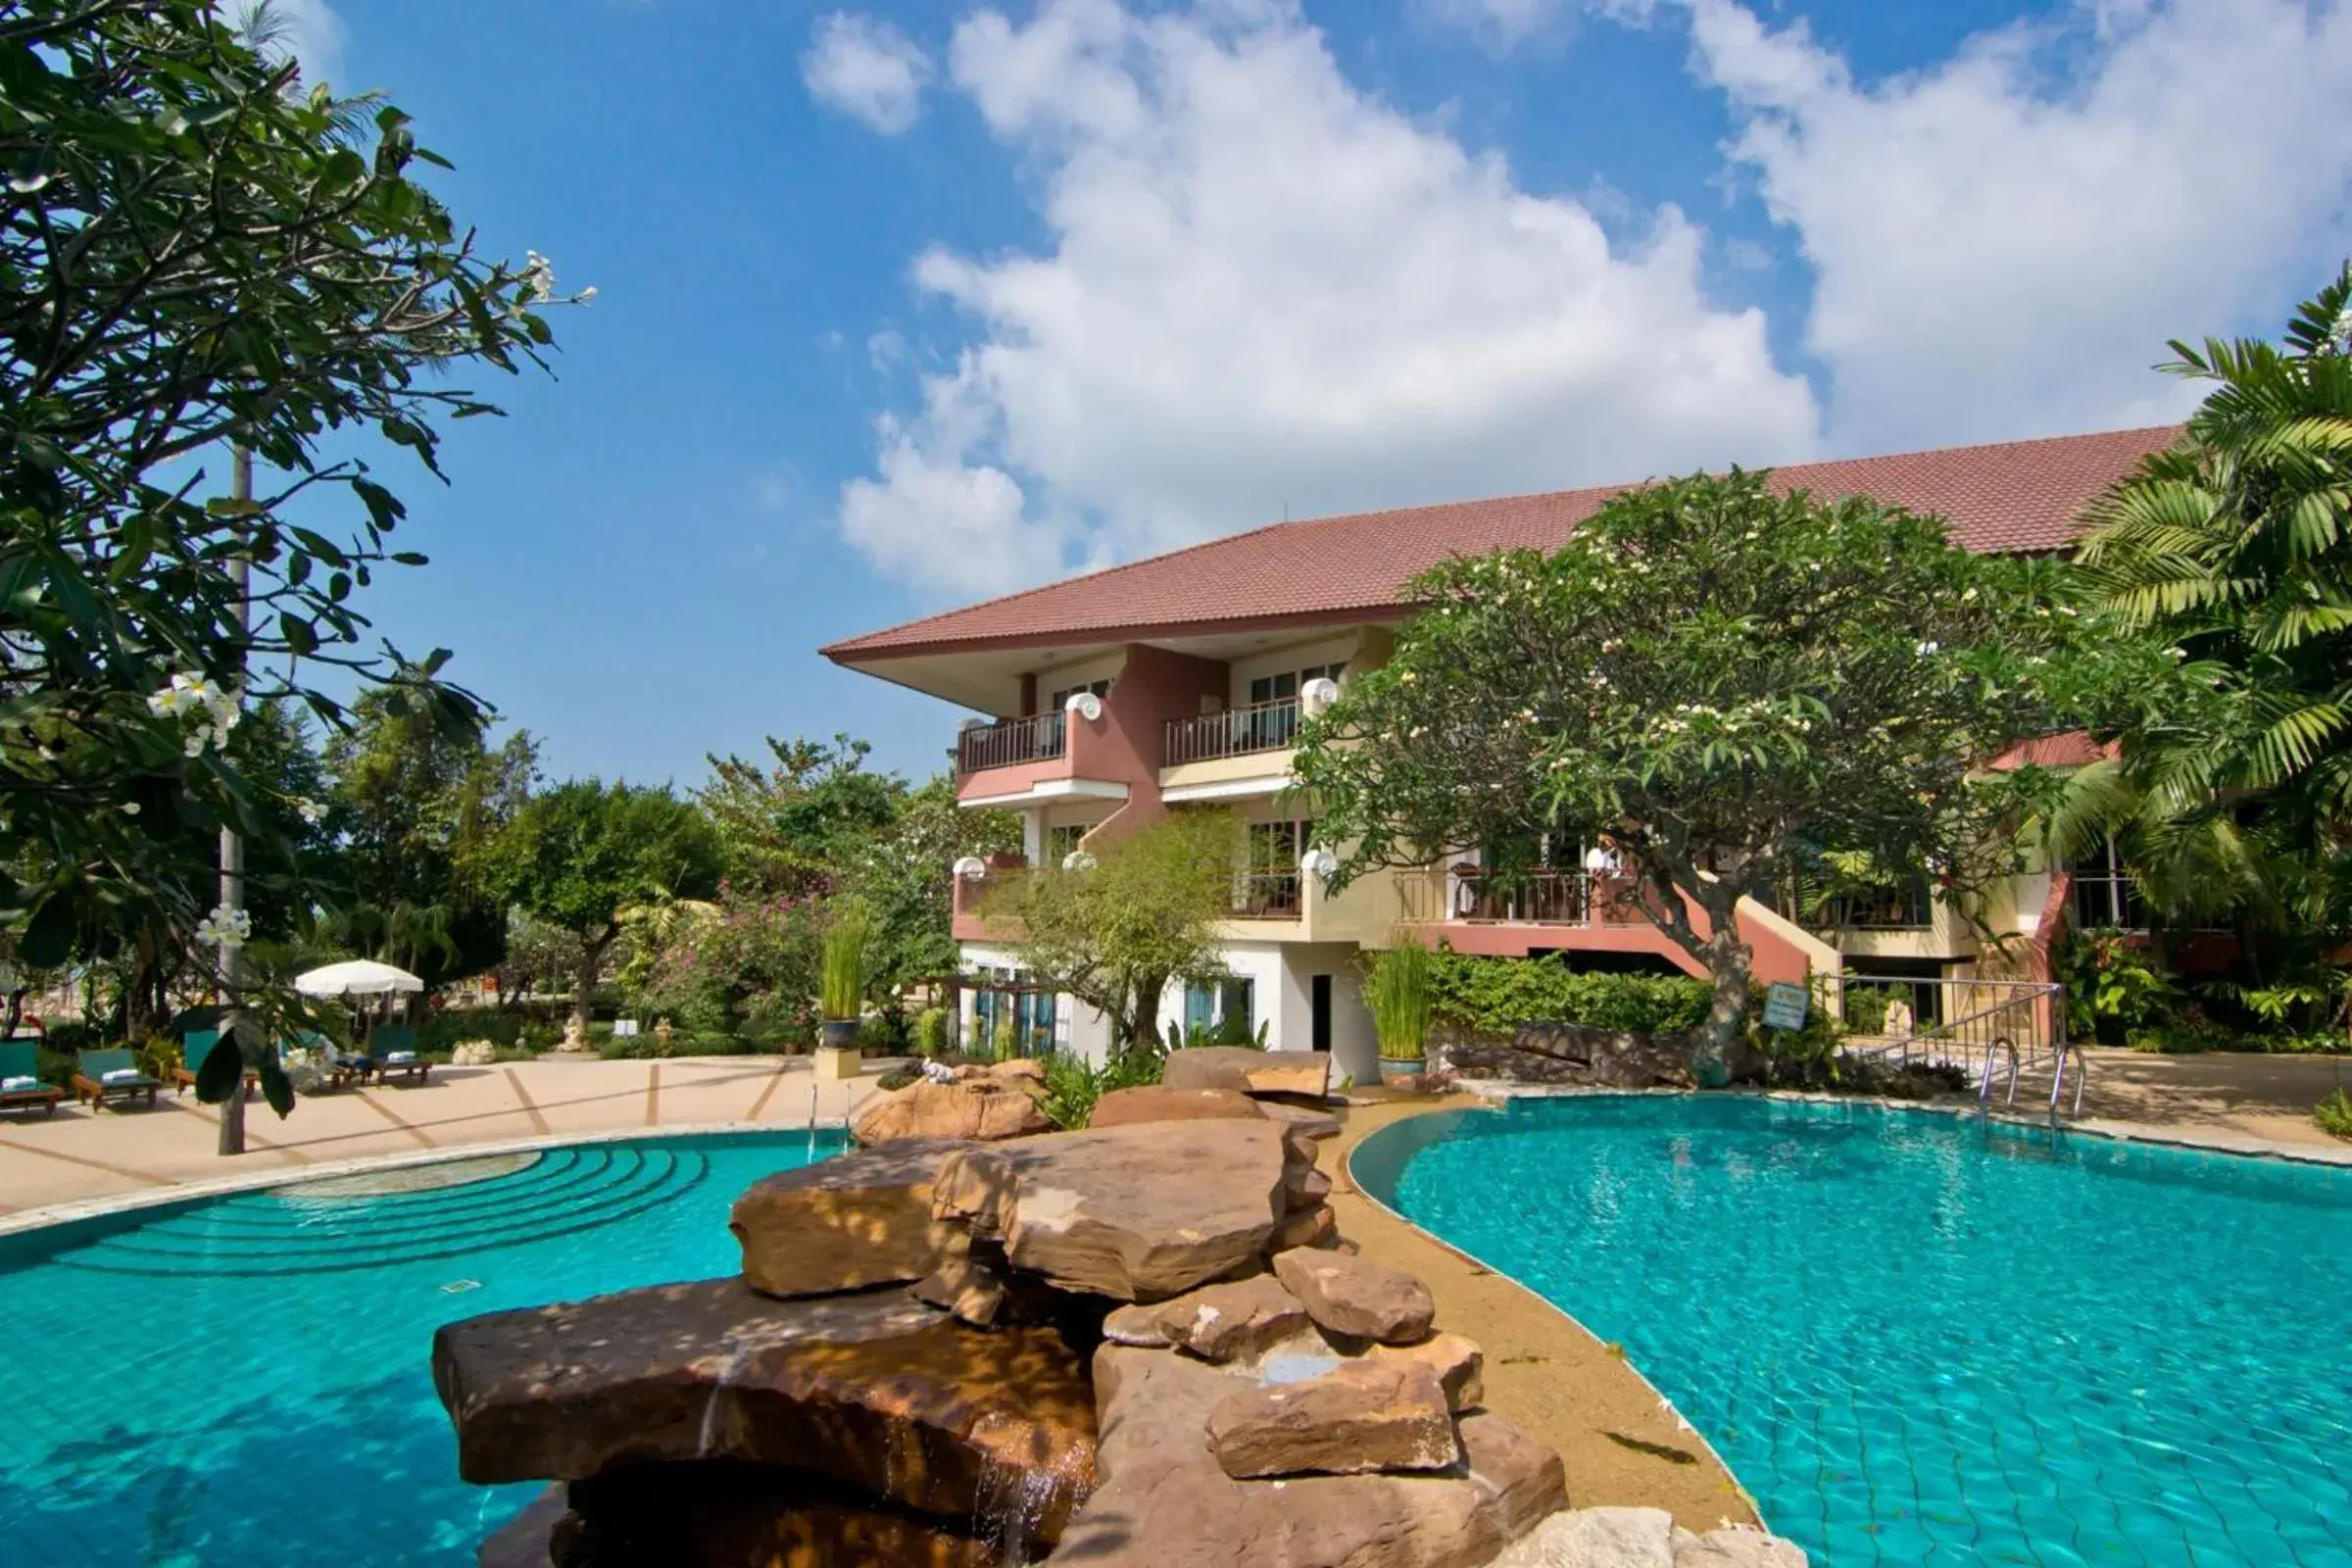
top-left (0, 1117), bottom-right (847, 1242)
top-left (1345, 1102), bottom-right (1767, 1529)
top-left (1451, 1079), bottom-right (2352, 1171)
top-left (1326, 1104), bottom-right (1768, 1533)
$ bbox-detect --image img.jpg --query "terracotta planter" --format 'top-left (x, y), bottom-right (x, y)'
top-left (1379, 1055), bottom-right (1426, 1091)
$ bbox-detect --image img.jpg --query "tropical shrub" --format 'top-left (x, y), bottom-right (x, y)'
top-left (1424, 953), bottom-right (1710, 1037)
top-left (820, 900), bottom-right (872, 1022)
top-left (1362, 944), bottom-right (1434, 1062)
top-left (2056, 929), bottom-right (2177, 1045)
top-left (2315, 1087), bottom-right (2352, 1141)
top-left (913, 1006), bottom-right (951, 1057)
top-left (1037, 1046), bottom-right (1168, 1131)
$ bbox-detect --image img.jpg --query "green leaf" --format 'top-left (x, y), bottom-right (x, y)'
top-left (20, 896), bottom-right (74, 967)
top-left (195, 1032), bottom-right (245, 1103)
top-left (259, 1056), bottom-right (296, 1119)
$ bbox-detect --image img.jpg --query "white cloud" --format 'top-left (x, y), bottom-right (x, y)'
top-left (1418, 0), bottom-right (1577, 49)
top-left (833, 0), bottom-right (1817, 598)
top-left (1676, 0), bottom-right (2352, 452)
top-left (803, 12), bottom-right (935, 134)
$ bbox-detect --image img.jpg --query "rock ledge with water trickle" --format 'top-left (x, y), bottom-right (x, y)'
top-left (437, 1057), bottom-right (1808, 1566)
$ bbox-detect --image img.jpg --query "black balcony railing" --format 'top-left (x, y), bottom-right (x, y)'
top-left (959, 711), bottom-right (1066, 774)
top-left (1232, 871), bottom-right (1302, 918)
top-left (2068, 870), bottom-right (2147, 932)
top-left (1166, 697), bottom-right (1301, 766)
top-left (1770, 876), bottom-right (1936, 930)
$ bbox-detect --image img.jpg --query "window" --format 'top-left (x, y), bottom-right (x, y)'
top-left (1046, 823), bottom-right (1086, 866)
top-left (1049, 678), bottom-right (1111, 710)
top-left (1239, 819), bottom-right (1312, 915)
top-left (1183, 978), bottom-right (1256, 1045)
top-left (2067, 838), bottom-right (2146, 931)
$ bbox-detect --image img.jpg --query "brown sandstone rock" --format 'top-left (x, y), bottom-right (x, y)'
top-left (1089, 1084), bottom-right (1266, 1129)
top-left (852, 1077), bottom-right (1053, 1145)
top-left (956, 1056), bottom-right (1046, 1088)
top-left (1054, 1344), bottom-right (1566, 1567)
top-left (931, 1120), bottom-right (1287, 1301)
top-left (1673, 1526), bottom-right (1812, 1567)
top-left (1272, 1201), bottom-right (1342, 1251)
top-left (1370, 1332), bottom-right (1486, 1411)
top-left (430, 1278), bottom-right (1096, 1542)
top-left (1205, 1358), bottom-right (1461, 1478)
top-left (1161, 1047), bottom-right (1333, 1099)
top-left (728, 1139), bottom-right (967, 1298)
top-left (1258, 1101), bottom-right (1345, 1141)
top-left (1286, 1163), bottom-right (1335, 1210)
top-left (1274, 1248), bottom-right (1438, 1344)
top-left (1109, 1274), bottom-right (1311, 1364)
top-left (1489, 1506), bottom-right (1677, 1567)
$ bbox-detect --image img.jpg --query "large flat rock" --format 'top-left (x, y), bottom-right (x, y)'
top-left (1102, 1274), bottom-right (1310, 1363)
top-left (853, 1076), bottom-right (1052, 1145)
top-left (729, 1139), bottom-right (968, 1298)
top-left (1161, 1047), bottom-right (1332, 1100)
top-left (1089, 1085), bottom-right (1268, 1129)
top-left (430, 1278), bottom-right (1096, 1542)
top-left (1275, 1247), bottom-right (1438, 1345)
top-left (1053, 1344), bottom-right (1565, 1567)
top-left (1206, 1358), bottom-right (1461, 1479)
top-left (931, 1120), bottom-right (1288, 1302)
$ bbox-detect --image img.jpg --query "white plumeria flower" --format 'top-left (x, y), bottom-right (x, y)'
top-left (194, 905), bottom-right (252, 949)
top-left (296, 798), bottom-right (326, 824)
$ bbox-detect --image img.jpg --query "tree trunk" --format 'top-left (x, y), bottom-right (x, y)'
top-left (572, 939), bottom-right (605, 1039)
top-left (1694, 892), bottom-right (1754, 1078)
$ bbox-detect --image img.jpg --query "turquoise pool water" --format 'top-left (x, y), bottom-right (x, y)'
top-left (1354, 1096), bottom-right (2352, 1568)
top-left (0, 1130), bottom-right (843, 1566)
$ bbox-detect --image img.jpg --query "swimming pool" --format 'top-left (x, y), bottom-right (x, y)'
top-left (1353, 1096), bottom-right (2352, 1568)
top-left (0, 1130), bottom-right (843, 1566)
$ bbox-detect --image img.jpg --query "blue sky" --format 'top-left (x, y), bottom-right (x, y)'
top-left (278, 0), bottom-right (2352, 786)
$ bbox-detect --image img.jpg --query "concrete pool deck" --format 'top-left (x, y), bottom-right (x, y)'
top-left (0, 1054), bottom-right (880, 1225)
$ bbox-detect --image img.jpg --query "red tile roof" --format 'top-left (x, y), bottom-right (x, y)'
top-left (1986, 732), bottom-right (2118, 771)
top-left (825, 425), bottom-right (2179, 661)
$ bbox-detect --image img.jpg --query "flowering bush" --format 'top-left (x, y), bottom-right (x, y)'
top-left (627, 883), bottom-right (824, 1045)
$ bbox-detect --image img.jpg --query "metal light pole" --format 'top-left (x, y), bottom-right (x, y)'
top-left (217, 444), bottom-right (252, 1157)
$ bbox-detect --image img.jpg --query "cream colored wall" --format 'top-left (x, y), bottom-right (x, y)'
top-left (1028, 648), bottom-right (1127, 699)
top-left (1159, 753), bottom-right (1295, 793)
top-left (1227, 633), bottom-right (1362, 708)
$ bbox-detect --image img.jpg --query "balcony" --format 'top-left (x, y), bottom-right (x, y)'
top-left (1773, 880), bottom-right (1936, 931)
top-left (959, 711), bottom-right (1066, 774)
top-left (1232, 870), bottom-right (1302, 919)
top-left (1165, 697), bottom-right (1301, 766)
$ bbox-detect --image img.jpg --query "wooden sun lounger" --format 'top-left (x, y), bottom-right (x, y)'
top-left (73, 1048), bottom-right (160, 1111)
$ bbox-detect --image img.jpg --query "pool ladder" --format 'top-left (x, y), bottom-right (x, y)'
top-left (805, 1078), bottom-right (854, 1157)
top-left (1976, 1038), bottom-right (2088, 1122)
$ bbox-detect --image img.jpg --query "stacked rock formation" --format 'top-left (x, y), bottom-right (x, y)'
top-left (434, 1046), bottom-right (1802, 1566)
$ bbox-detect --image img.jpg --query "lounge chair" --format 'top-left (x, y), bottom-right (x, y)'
top-left (0, 1038), bottom-right (63, 1118)
top-left (282, 1030), bottom-right (367, 1093)
top-left (172, 1029), bottom-right (258, 1100)
top-left (364, 1023), bottom-right (429, 1087)
top-left (73, 1047), bottom-right (160, 1111)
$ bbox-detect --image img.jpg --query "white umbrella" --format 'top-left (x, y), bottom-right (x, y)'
top-left (293, 959), bottom-right (425, 998)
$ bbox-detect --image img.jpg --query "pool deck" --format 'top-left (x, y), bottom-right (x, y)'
top-left (1328, 1093), bottom-right (1766, 1534)
top-left (0, 1054), bottom-right (880, 1230)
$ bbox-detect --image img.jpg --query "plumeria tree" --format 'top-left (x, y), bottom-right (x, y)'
top-left (0, 1), bottom-right (583, 1123)
top-left (1295, 470), bottom-right (2100, 1074)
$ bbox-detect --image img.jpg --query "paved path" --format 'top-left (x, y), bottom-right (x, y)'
top-left (0, 1054), bottom-right (881, 1219)
top-left (2024, 1048), bottom-right (2352, 1158)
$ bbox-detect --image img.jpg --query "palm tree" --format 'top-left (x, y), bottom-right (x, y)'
top-left (2049, 266), bottom-right (2352, 1041)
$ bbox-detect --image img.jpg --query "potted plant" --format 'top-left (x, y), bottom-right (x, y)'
top-left (1363, 942), bottom-right (1433, 1088)
top-left (815, 900), bottom-right (871, 1081)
